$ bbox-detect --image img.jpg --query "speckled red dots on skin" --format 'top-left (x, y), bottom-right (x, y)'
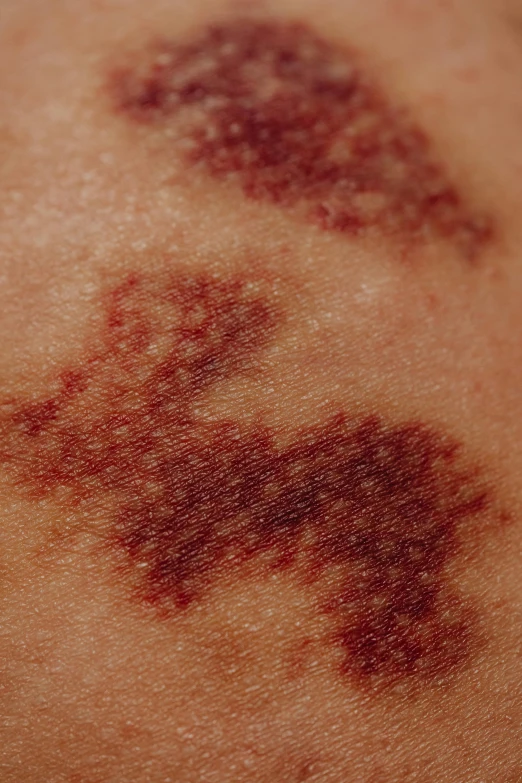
top-left (109, 18), bottom-right (494, 261)
top-left (0, 266), bottom-right (499, 692)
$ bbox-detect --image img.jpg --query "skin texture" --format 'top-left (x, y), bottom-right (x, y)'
top-left (0, 1), bottom-right (522, 782)
top-left (109, 18), bottom-right (493, 259)
top-left (0, 267), bottom-right (502, 692)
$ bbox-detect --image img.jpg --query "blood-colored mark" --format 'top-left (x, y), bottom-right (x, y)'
top-left (0, 268), bottom-right (497, 691)
top-left (110, 18), bottom-right (494, 260)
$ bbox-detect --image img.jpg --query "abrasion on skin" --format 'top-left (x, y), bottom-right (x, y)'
top-left (0, 267), bottom-right (501, 692)
top-left (110, 17), bottom-right (494, 260)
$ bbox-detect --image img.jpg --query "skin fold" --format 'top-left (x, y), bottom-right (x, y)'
top-left (0, 1), bottom-right (521, 781)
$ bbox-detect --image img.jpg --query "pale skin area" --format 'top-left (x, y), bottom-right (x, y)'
top-left (1, 0), bottom-right (522, 781)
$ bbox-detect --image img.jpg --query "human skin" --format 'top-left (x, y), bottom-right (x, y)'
top-left (0, 1), bottom-right (522, 781)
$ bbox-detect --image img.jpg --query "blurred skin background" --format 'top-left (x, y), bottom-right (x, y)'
top-left (0, 1), bottom-right (522, 781)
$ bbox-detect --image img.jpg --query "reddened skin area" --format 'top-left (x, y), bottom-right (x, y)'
top-left (109, 17), bottom-right (494, 261)
top-left (0, 263), bottom-right (504, 694)
top-left (0, 11), bottom-right (507, 702)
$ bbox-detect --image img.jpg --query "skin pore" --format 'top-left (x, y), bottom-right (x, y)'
top-left (0, 1), bottom-right (522, 782)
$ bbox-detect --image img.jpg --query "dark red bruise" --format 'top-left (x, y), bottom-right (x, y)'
top-left (0, 270), bottom-right (493, 689)
top-left (110, 18), bottom-right (493, 260)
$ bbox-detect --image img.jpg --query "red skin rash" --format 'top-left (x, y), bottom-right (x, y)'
top-left (109, 18), bottom-right (494, 261)
top-left (0, 267), bottom-right (500, 693)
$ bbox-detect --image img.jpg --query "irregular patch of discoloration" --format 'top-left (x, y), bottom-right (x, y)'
top-left (0, 268), bottom-right (498, 692)
top-left (110, 18), bottom-right (494, 260)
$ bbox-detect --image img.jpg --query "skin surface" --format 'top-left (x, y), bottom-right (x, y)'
top-left (109, 17), bottom-right (493, 258)
top-left (0, 1), bottom-right (522, 782)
